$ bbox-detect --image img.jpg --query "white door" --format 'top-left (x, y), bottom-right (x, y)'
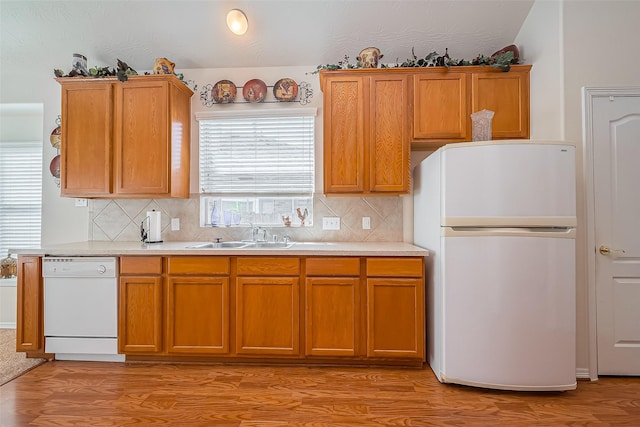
top-left (592, 93), bottom-right (640, 375)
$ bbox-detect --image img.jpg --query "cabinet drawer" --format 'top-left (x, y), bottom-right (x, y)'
top-left (167, 256), bottom-right (230, 275)
top-left (306, 257), bottom-right (360, 276)
top-left (120, 256), bottom-right (163, 275)
top-left (366, 257), bottom-right (423, 277)
top-left (237, 257), bottom-right (300, 276)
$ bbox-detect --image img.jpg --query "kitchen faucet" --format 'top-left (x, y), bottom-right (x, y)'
top-left (251, 225), bottom-right (267, 242)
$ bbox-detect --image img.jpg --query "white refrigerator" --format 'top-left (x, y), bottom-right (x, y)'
top-left (413, 140), bottom-right (577, 391)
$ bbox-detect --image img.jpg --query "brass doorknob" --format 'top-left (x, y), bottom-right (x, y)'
top-left (599, 245), bottom-right (626, 255)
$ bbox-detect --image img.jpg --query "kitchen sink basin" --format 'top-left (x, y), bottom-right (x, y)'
top-left (186, 241), bottom-right (295, 249)
top-left (252, 241), bottom-right (295, 249)
top-left (186, 241), bottom-right (251, 249)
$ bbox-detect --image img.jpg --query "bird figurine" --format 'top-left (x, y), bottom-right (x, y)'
top-left (296, 208), bottom-right (308, 226)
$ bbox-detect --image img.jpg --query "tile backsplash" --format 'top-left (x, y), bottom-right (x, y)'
top-left (89, 194), bottom-right (403, 243)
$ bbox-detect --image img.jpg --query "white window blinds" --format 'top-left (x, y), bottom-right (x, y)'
top-left (0, 141), bottom-right (43, 257)
top-left (197, 109), bottom-right (316, 195)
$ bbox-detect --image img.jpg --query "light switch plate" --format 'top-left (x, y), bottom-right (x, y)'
top-left (322, 216), bottom-right (340, 230)
top-left (75, 198), bottom-right (88, 207)
top-left (362, 217), bottom-right (371, 229)
top-left (171, 218), bottom-right (180, 231)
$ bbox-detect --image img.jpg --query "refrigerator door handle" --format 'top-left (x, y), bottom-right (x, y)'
top-left (443, 226), bottom-right (576, 238)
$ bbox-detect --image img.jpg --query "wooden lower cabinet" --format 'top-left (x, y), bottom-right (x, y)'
top-left (366, 258), bottom-right (425, 360)
top-left (305, 257), bottom-right (361, 357)
top-left (367, 278), bottom-right (424, 358)
top-left (16, 256), bottom-right (43, 352)
top-left (166, 276), bottom-right (229, 354)
top-left (305, 277), bottom-right (359, 356)
top-left (113, 255), bottom-right (424, 366)
top-left (235, 257), bottom-right (300, 356)
top-left (166, 256), bottom-right (230, 354)
top-left (236, 276), bottom-right (300, 355)
top-left (118, 257), bottom-right (163, 353)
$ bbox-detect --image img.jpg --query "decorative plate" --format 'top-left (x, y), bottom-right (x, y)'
top-left (49, 154), bottom-right (61, 178)
top-left (212, 80), bottom-right (237, 103)
top-left (50, 125), bottom-right (61, 149)
top-left (273, 78), bottom-right (298, 102)
top-left (243, 79), bottom-right (267, 103)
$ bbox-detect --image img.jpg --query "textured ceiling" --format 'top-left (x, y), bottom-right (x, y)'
top-left (1, 0), bottom-right (534, 73)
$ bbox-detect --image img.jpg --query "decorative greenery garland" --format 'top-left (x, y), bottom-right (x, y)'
top-left (311, 48), bottom-right (517, 74)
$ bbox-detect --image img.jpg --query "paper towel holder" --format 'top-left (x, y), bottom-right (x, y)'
top-left (140, 210), bottom-right (163, 244)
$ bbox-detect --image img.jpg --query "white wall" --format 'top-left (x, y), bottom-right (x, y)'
top-left (2, 65), bottom-right (325, 247)
top-left (0, 279), bottom-right (16, 328)
top-left (1, 67), bottom-right (89, 246)
top-left (514, 0), bottom-right (564, 140)
top-left (563, 0), bottom-right (640, 377)
top-left (516, 0), bottom-right (640, 376)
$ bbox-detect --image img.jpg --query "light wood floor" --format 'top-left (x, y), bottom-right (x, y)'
top-left (1, 361), bottom-right (639, 426)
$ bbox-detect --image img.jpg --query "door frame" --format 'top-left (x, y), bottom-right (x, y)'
top-left (582, 86), bottom-right (640, 381)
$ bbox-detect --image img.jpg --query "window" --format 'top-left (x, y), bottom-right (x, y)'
top-left (0, 104), bottom-right (43, 258)
top-left (197, 108), bottom-right (315, 227)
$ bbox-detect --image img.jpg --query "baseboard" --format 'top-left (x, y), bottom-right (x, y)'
top-left (0, 322), bottom-right (16, 329)
top-left (576, 367), bottom-right (593, 380)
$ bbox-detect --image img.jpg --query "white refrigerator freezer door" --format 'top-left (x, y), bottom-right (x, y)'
top-left (441, 142), bottom-right (576, 226)
top-left (441, 233), bottom-right (576, 390)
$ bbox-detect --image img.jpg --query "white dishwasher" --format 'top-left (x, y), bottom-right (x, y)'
top-left (43, 257), bottom-right (124, 362)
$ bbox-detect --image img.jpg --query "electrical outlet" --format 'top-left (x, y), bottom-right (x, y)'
top-left (362, 217), bottom-right (371, 230)
top-left (171, 218), bottom-right (180, 231)
top-left (75, 198), bottom-right (88, 207)
top-left (322, 216), bottom-right (341, 230)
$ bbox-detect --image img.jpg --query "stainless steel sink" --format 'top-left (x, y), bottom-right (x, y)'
top-left (186, 241), bottom-right (251, 249)
top-left (252, 241), bottom-right (295, 249)
top-left (186, 241), bottom-right (295, 249)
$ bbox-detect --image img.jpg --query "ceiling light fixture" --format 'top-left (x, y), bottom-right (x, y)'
top-left (227, 9), bottom-right (248, 35)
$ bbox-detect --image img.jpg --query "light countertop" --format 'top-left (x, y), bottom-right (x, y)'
top-left (11, 241), bottom-right (429, 257)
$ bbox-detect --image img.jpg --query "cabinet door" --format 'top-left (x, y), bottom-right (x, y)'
top-left (322, 75), bottom-right (366, 194)
top-left (118, 276), bottom-right (163, 353)
top-left (472, 71), bottom-right (530, 139)
top-left (60, 82), bottom-right (113, 196)
top-left (367, 278), bottom-right (424, 359)
top-left (167, 276), bottom-right (229, 354)
top-left (236, 277), bottom-right (299, 355)
top-left (114, 80), bottom-right (169, 195)
top-left (413, 73), bottom-right (469, 140)
top-left (369, 75), bottom-right (410, 193)
top-left (305, 277), bottom-right (360, 356)
top-left (16, 256), bottom-right (42, 352)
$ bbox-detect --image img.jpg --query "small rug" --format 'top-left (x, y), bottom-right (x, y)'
top-left (0, 328), bottom-right (47, 386)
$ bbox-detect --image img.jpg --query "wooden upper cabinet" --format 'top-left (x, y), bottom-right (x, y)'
top-left (320, 71), bottom-right (410, 196)
top-left (114, 80), bottom-right (169, 195)
top-left (410, 65), bottom-right (531, 148)
top-left (471, 67), bottom-right (530, 139)
top-left (59, 82), bottom-right (113, 195)
top-left (413, 72), bottom-right (469, 140)
top-left (321, 74), bottom-right (366, 194)
top-left (57, 75), bottom-right (193, 198)
top-left (369, 74), bottom-right (410, 193)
